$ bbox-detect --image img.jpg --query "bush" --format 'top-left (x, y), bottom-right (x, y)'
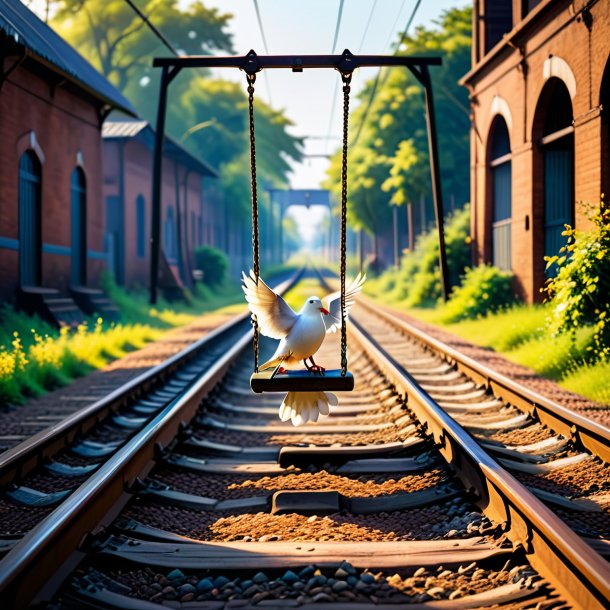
top-left (543, 200), bottom-right (610, 360)
top-left (369, 204), bottom-right (471, 307)
top-left (439, 264), bottom-right (516, 322)
top-left (194, 246), bottom-right (229, 287)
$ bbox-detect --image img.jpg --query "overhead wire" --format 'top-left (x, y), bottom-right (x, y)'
top-left (331, 0), bottom-right (346, 53)
top-left (351, 0), bottom-right (422, 148)
top-left (251, 0), bottom-right (274, 106)
top-left (123, 0), bottom-right (179, 57)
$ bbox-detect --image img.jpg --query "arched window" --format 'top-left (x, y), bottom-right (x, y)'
top-left (70, 167), bottom-right (87, 285)
top-left (489, 116), bottom-right (512, 270)
top-left (164, 205), bottom-right (176, 262)
top-left (536, 79), bottom-right (574, 277)
top-left (18, 151), bottom-right (42, 286)
top-left (136, 195), bottom-right (146, 258)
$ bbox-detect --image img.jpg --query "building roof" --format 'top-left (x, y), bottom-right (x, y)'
top-left (102, 120), bottom-right (218, 178)
top-left (0, 0), bottom-right (136, 116)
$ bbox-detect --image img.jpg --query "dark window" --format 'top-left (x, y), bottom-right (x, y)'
top-left (489, 117), bottom-right (512, 270)
top-left (164, 205), bottom-right (176, 262)
top-left (136, 195), bottom-right (145, 258)
top-left (485, 0), bottom-right (513, 53)
top-left (540, 80), bottom-right (574, 277)
top-left (191, 211), bottom-right (196, 246)
top-left (70, 167), bottom-right (87, 285)
top-left (18, 151), bottom-right (42, 286)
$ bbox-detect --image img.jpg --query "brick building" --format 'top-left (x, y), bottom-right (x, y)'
top-left (0, 0), bottom-right (135, 323)
top-left (102, 120), bottom-right (220, 293)
top-left (461, 0), bottom-right (610, 302)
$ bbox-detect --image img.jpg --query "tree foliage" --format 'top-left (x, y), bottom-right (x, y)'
top-left (544, 201), bottom-right (610, 359)
top-left (324, 6), bottom-right (471, 238)
top-left (50, 1), bottom-right (302, 203)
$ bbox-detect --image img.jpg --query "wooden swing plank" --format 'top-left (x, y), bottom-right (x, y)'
top-left (250, 369), bottom-right (354, 393)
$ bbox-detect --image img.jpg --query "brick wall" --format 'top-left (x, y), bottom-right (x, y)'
top-left (0, 62), bottom-right (105, 302)
top-left (465, 0), bottom-right (610, 302)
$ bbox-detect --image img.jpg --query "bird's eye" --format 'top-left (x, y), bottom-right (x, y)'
top-left (309, 300), bottom-right (314, 304)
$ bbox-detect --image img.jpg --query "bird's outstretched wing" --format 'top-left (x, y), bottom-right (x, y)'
top-left (323, 272), bottom-right (366, 333)
top-left (242, 270), bottom-right (298, 339)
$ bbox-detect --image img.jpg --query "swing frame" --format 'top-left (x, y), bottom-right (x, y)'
top-left (149, 50), bottom-right (449, 307)
top-left (149, 49), bottom-right (448, 392)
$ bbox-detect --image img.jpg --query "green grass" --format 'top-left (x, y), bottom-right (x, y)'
top-left (0, 276), bottom-right (247, 408)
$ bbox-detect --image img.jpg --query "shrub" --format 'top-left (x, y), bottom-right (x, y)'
top-left (373, 204), bottom-right (471, 307)
top-left (543, 200), bottom-right (610, 360)
top-left (439, 264), bottom-right (516, 322)
top-left (194, 246), bottom-right (228, 287)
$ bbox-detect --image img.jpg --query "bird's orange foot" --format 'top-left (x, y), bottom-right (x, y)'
top-left (309, 365), bottom-right (326, 374)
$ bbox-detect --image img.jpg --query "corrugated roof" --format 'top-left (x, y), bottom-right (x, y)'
top-left (102, 120), bottom-right (149, 139)
top-left (0, 0), bottom-right (136, 116)
top-left (103, 120), bottom-right (218, 178)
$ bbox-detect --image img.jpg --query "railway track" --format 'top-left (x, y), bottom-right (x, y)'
top-left (0, 271), bottom-right (608, 609)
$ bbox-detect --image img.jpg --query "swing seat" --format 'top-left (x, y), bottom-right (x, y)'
top-left (250, 368), bottom-right (354, 394)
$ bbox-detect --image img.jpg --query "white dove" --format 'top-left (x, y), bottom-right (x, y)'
top-left (241, 271), bottom-right (366, 426)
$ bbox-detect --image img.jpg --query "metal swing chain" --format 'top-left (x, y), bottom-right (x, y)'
top-left (339, 71), bottom-right (352, 377)
top-left (246, 72), bottom-right (261, 372)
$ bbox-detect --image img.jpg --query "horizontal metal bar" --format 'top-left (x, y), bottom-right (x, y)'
top-left (153, 51), bottom-right (441, 71)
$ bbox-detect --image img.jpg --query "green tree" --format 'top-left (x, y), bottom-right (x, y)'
top-left (52, 0), bottom-right (233, 91)
top-left (324, 6), bottom-right (471, 240)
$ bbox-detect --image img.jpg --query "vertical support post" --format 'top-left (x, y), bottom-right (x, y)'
top-left (407, 202), bottom-right (414, 251)
top-left (150, 66), bottom-right (170, 305)
top-left (421, 65), bottom-right (450, 300)
top-left (392, 204), bottom-right (399, 269)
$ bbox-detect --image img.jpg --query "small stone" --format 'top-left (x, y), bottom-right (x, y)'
top-left (177, 583), bottom-right (195, 595)
top-left (161, 585), bottom-right (176, 598)
top-left (413, 567), bottom-right (426, 577)
top-left (360, 572), bottom-right (376, 584)
top-left (458, 562), bottom-right (476, 574)
top-left (332, 581), bottom-right (349, 593)
top-left (196, 578), bottom-right (214, 594)
top-left (167, 569), bottom-right (185, 582)
top-left (471, 569), bottom-right (485, 580)
top-left (251, 591), bottom-right (270, 604)
top-left (281, 570), bottom-right (300, 584)
top-left (341, 590), bottom-right (357, 600)
top-left (438, 570), bottom-right (452, 578)
top-left (307, 515), bottom-right (318, 522)
top-left (181, 592), bottom-right (194, 602)
top-left (427, 586), bottom-right (444, 598)
top-left (239, 580), bottom-right (252, 590)
top-left (253, 572), bottom-right (268, 584)
top-left (298, 566), bottom-right (314, 579)
top-left (339, 560), bottom-right (357, 575)
top-left (449, 589), bottom-right (464, 600)
top-left (309, 586), bottom-right (324, 596)
top-left (214, 576), bottom-right (230, 588)
top-left (355, 581), bottom-right (369, 591)
top-left (312, 592), bottom-right (333, 603)
top-left (243, 585), bottom-right (260, 597)
top-left (347, 576), bottom-right (357, 586)
top-left (334, 568), bottom-right (349, 579)
top-left (327, 578), bottom-right (337, 587)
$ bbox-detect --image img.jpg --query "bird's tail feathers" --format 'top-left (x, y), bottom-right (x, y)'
top-left (259, 356), bottom-right (283, 371)
top-left (279, 391), bottom-right (338, 426)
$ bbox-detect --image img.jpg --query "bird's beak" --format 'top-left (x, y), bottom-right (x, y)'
top-left (319, 307), bottom-right (329, 315)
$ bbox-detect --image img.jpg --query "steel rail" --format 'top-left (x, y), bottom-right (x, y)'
top-left (349, 316), bottom-right (610, 610)
top-left (359, 298), bottom-right (610, 463)
top-left (0, 272), bottom-right (301, 608)
top-left (0, 271), bottom-right (301, 486)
